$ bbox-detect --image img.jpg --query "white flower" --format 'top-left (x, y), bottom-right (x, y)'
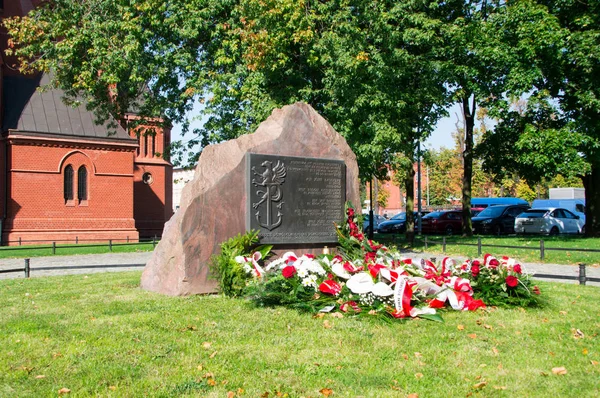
top-left (331, 262), bottom-right (351, 279)
top-left (371, 282), bottom-right (394, 297)
top-left (242, 264), bottom-right (253, 274)
top-left (266, 257), bottom-right (286, 271)
top-left (297, 267), bottom-right (309, 278)
top-left (302, 274), bottom-right (318, 289)
top-left (346, 272), bottom-right (375, 294)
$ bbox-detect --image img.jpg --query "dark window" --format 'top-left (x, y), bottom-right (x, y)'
top-left (64, 165), bottom-right (74, 201)
top-left (78, 166), bottom-right (88, 201)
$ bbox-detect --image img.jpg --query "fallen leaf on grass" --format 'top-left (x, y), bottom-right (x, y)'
top-left (483, 324), bottom-right (493, 330)
top-left (414, 373), bottom-right (424, 379)
top-left (202, 342), bottom-right (212, 349)
top-left (323, 320), bottom-right (332, 329)
top-left (319, 388), bottom-right (333, 396)
top-left (227, 392), bottom-right (235, 398)
top-left (552, 367), bottom-right (567, 375)
top-left (492, 347), bottom-right (499, 355)
top-left (493, 386), bottom-right (507, 390)
top-left (414, 352), bottom-right (422, 357)
top-left (572, 329), bottom-right (585, 339)
top-left (207, 378), bottom-right (217, 386)
top-left (222, 380), bottom-right (229, 385)
top-left (407, 394), bottom-right (419, 398)
top-left (197, 364), bottom-right (203, 371)
top-left (53, 352), bottom-right (62, 358)
top-left (559, 311), bottom-right (567, 315)
top-left (261, 392), bottom-right (269, 398)
top-left (591, 360), bottom-right (599, 366)
top-left (34, 375), bottom-right (45, 379)
top-left (313, 313), bottom-right (326, 319)
top-left (109, 386), bottom-right (117, 391)
top-left (331, 312), bottom-right (343, 319)
top-left (402, 353), bottom-right (409, 360)
top-left (209, 351), bottom-right (218, 359)
top-left (467, 333), bottom-right (477, 339)
top-left (473, 381), bottom-right (487, 389)
top-left (457, 324), bottom-right (465, 331)
top-left (58, 388), bottom-right (71, 395)
top-left (203, 372), bottom-right (214, 379)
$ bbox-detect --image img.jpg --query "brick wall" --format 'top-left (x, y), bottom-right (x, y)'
top-left (2, 137), bottom-right (139, 244)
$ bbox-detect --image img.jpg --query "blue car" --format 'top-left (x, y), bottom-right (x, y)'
top-left (363, 214), bottom-right (386, 234)
top-left (377, 213), bottom-right (407, 234)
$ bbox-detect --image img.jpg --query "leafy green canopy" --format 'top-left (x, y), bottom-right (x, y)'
top-left (4, 0), bottom-right (448, 178)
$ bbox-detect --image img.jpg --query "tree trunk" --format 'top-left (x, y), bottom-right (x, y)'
top-left (582, 164), bottom-right (600, 237)
top-left (461, 95), bottom-right (475, 236)
top-left (404, 164), bottom-right (416, 245)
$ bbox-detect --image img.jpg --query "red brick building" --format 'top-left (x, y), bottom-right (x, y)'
top-left (0, 0), bottom-right (172, 245)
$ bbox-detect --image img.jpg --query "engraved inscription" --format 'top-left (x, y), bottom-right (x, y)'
top-left (246, 154), bottom-right (346, 244)
top-left (252, 160), bottom-right (287, 231)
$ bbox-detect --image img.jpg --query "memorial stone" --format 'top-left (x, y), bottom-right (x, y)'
top-left (141, 103), bottom-right (360, 296)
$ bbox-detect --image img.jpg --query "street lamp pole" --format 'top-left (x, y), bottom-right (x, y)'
top-left (417, 139), bottom-right (422, 235)
top-left (369, 177), bottom-right (374, 240)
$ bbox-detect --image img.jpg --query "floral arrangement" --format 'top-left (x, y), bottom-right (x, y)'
top-left (227, 205), bottom-right (541, 321)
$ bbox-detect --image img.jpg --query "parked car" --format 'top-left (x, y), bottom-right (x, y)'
top-left (421, 210), bottom-right (462, 235)
top-left (377, 212), bottom-right (429, 234)
top-left (377, 212), bottom-right (407, 234)
top-left (531, 199), bottom-right (586, 225)
top-left (363, 214), bottom-right (386, 234)
top-left (514, 207), bottom-right (585, 235)
top-left (472, 204), bottom-right (530, 235)
top-left (471, 197), bottom-right (530, 209)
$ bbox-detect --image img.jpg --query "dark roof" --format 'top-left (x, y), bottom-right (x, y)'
top-left (2, 73), bottom-right (134, 141)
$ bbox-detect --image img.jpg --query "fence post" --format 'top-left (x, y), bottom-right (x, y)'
top-left (443, 236), bottom-right (446, 253)
top-left (153, 236), bottom-right (156, 249)
top-left (109, 239), bottom-right (113, 252)
top-left (76, 236), bottom-right (78, 244)
top-left (540, 240), bottom-right (545, 260)
top-left (24, 258), bottom-right (30, 278)
top-left (19, 237), bottom-right (22, 246)
top-left (127, 236), bottom-right (129, 243)
top-left (579, 263), bottom-right (587, 285)
top-left (52, 242), bottom-right (56, 255)
top-left (477, 237), bottom-right (482, 257)
top-left (424, 236), bottom-right (428, 250)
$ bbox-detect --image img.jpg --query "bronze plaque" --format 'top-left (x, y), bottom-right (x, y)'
top-left (246, 153), bottom-right (346, 244)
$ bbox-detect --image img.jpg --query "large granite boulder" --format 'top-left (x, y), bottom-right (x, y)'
top-left (141, 102), bottom-right (360, 296)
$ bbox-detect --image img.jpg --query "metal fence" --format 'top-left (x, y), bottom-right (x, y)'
top-left (420, 236), bottom-right (600, 261)
top-left (0, 258), bottom-right (146, 278)
top-left (0, 237), bottom-right (159, 255)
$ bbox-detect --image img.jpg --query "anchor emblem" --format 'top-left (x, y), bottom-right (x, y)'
top-left (252, 160), bottom-right (286, 230)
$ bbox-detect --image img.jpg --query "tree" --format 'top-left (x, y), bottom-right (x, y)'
top-left (477, 0), bottom-right (600, 234)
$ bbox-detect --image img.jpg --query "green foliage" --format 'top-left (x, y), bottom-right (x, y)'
top-left (210, 230), bottom-right (271, 297)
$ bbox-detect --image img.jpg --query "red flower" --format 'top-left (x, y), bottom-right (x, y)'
top-left (388, 308), bottom-right (407, 318)
top-left (506, 275), bottom-right (519, 288)
top-left (368, 240), bottom-right (383, 251)
top-left (472, 260), bottom-right (481, 267)
top-left (319, 280), bottom-right (342, 296)
top-left (368, 263), bottom-right (386, 278)
top-left (364, 251), bottom-right (377, 264)
top-left (488, 259), bottom-right (499, 268)
top-left (513, 264), bottom-right (522, 274)
top-left (428, 299), bottom-right (446, 309)
top-left (282, 265), bottom-right (296, 279)
top-left (533, 286), bottom-right (541, 295)
top-left (343, 261), bottom-right (363, 274)
top-left (471, 264), bottom-right (480, 278)
top-left (467, 299), bottom-right (486, 311)
top-left (347, 207), bottom-right (355, 217)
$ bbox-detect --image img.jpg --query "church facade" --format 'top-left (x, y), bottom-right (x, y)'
top-left (0, 0), bottom-right (172, 245)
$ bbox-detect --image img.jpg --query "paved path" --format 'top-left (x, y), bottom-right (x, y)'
top-left (0, 252), bottom-right (152, 279)
top-left (0, 251), bottom-right (598, 286)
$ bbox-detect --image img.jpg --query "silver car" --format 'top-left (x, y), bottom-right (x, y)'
top-left (514, 207), bottom-right (585, 235)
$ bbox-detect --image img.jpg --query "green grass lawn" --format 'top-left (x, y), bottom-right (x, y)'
top-left (375, 233), bottom-right (600, 266)
top-left (0, 242), bottom-right (156, 259)
top-left (1, 271), bottom-right (599, 397)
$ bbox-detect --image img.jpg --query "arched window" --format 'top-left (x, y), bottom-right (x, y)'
top-left (64, 165), bottom-right (74, 202)
top-left (78, 166), bottom-right (88, 202)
